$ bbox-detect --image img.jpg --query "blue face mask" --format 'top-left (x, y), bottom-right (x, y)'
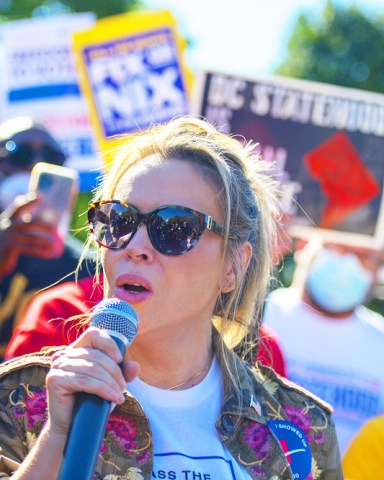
top-left (306, 248), bottom-right (373, 314)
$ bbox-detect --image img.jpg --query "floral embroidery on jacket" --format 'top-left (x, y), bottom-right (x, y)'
top-left (9, 385), bottom-right (147, 480)
top-left (11, 385), bottom-right (48, 433)
top-left (283, 405), bottom-right (326, 444)
top-left (102, 413), bottom-right (150, 467)
top-left (103, 414), bottom-right (139, 455)
top-left (243, 422), bottom-right (272, 477)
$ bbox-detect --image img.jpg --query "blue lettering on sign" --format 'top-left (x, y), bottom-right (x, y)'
top-left (290, 374), bottom-right (381, 417)
top-left (84, 27), bottom-right (189, 138)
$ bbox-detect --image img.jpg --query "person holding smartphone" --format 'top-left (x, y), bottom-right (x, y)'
top-left (0, 116), bottom-right (94, 360)
top-left (0, 116), bottom-right (67, 278)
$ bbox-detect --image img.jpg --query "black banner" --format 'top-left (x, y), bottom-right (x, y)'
top-left (193, 71), bottom-right (384, 248)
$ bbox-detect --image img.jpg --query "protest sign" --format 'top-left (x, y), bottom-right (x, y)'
top-left (193, 71), bottom-right (384, 248)
top-left (72, 10), bottom-right (192, 161)
top-left (0, 13), bottom-right (99, 190)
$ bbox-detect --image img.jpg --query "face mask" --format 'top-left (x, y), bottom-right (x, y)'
top-left (306, 248), bottom-right (374, 313)
top-left (0, 171), bottom-right (30, 211)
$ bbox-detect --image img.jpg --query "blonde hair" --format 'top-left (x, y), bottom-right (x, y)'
top-left (83, 117), bottom-right (281, 394)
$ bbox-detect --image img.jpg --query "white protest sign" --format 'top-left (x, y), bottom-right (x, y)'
top-left (0, 13), bottom-right (99, 190)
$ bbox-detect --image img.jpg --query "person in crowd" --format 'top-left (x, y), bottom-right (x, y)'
top-left (342, 414), bottom-right (384, 479)
top-left (4, 274), bottom-right (287, 377)
top-left (4, 275), bottom-right (102, 359)
top-left (263, 234), bottom-right (384, 454)
top-left (0, 116), bottom-right (94, 359)
top-left (0, 117), bottom-right (342, 479)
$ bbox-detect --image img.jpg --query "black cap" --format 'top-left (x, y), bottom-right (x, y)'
top-left (0, 116), bottom-right (66, 168)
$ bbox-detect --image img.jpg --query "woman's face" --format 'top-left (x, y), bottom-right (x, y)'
top-left (102, 156), bottom-right (230, 343)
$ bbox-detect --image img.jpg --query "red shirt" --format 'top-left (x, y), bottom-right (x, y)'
top-left (5, 276), bottom-right (103, 358)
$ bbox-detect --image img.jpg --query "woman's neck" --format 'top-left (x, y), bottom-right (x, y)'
top-left (127, 329), bottom-right (214, 390)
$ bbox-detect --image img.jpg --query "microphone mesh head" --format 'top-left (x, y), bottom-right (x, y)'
top-left (90, 298), bottom-right (138, 345)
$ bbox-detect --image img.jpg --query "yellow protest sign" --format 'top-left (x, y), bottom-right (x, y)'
top-left (72, 10), bottom-right (192, 163)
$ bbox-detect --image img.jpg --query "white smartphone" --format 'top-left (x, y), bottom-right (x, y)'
top-left (28, 162), bottom-right (79, 241)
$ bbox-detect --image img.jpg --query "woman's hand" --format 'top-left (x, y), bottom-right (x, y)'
top-left (9, 329), bottom-right (139, 479)
top-left (45, 327), bottom-right (140, 436)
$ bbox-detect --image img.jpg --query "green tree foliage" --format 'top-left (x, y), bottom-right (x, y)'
top-left (276, 0), bottom-right (384, 93)
top-left (0, 0), bottom-right (143, 21)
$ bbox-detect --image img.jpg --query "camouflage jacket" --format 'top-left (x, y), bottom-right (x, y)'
top-left (0, 348), bottom-right (343, 479)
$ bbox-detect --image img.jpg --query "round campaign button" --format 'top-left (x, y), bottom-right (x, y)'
top-left (267, 420), bottom-right (312, 480)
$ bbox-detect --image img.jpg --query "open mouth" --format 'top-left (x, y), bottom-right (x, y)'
top-left (123, 283), bottom-right (148, 293)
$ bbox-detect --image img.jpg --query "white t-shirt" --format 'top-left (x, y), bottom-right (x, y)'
top-left (263, 287), bottom-right (384, 454)
top-left (128, 357), bottom-right (251, 480)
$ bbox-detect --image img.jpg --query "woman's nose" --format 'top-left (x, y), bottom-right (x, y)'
top-left (123, 223), bottom-right (154, 261)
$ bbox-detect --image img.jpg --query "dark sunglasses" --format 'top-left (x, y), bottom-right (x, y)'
top-left (0, 142), bottom-right (65, 167)
top-left (88, 200), bottom-right (230, 255)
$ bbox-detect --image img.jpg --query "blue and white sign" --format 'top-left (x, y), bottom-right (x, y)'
top-left (0, 13), bottom-right (100, 191)
top-left (83, 27), bottom-right (190, 138)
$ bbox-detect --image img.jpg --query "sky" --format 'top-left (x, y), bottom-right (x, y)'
top-left (144, 0), bottom-right (383, 79)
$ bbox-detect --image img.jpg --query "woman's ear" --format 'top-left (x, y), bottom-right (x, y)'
top-left (220, 241), bottom-right (252, 293)
top-left (239, 241), bottom-right (252, 275)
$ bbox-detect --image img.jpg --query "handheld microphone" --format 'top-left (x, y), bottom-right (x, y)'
top-left (57, 298), bottom-right (138, 480)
